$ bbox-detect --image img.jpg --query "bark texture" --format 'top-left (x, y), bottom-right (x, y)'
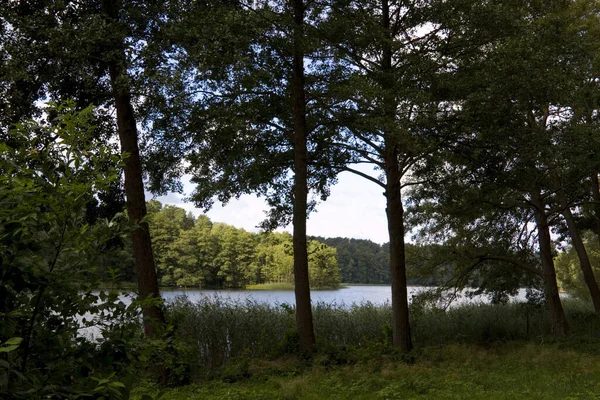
top-left (291, 0), bottom-right (316, 351)
top-left (558, 189), bottom-right (600, 312)
top-left (101, 0), bottom-right (166, 338)
top-left (385, 162), bottom-right (412, 352)
top-left (531, 189), bottom-right (570, 336)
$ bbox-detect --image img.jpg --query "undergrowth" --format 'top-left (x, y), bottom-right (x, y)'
top-left (162, 296), bottom-right (600, 384)
top-left (133, 340), bottom-right (600, 400)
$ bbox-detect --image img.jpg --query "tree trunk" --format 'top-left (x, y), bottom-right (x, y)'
top-left (291, 0), bottom-right (316, 351)
top-left (531, 189), bottom-right (570, 336)
top-left (558, 189), bottom-right (600, 312)
top-left (380, 0), bottom-right (412, 352)
top-left (101, 0), bottom-right (166, 338)
top-left (590, 171), bottom-right (600, 248)
top-left (385, 163), bottom-right (412, 352)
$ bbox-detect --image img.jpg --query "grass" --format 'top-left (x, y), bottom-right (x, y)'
top-left (245, 282), bottom-right (297, 290)
top-left (245, 283), bottom-right (347, 290)
top-left (134, 340), bottom-right (600, 399)
top-left (148, 298), bottom-right (600, 398)
top-left (165, 297), bottom-right (600, 372)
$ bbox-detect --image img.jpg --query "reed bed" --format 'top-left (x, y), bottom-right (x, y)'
top-left (165, 295), bottom-right (600, 376)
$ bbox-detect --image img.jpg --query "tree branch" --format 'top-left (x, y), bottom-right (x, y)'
top-left (342, 166), bottom-right (385, 188)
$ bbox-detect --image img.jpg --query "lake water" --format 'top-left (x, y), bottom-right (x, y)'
top-left (158, 285), bottom-right (531, 307)
top-left (78, 285), bottom-right (532, 339)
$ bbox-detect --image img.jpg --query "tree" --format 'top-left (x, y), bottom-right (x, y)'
top-left (156, 0), bottom-right (347, 350)
top-left (170, 215), bottom-right (217, 288)
top-left (313, 237), bottom-right (391, 284)
top-left (99, 0), bottom-right (167, 338)
top-left (409, 0), bottom-right (600, 334)
top-left (147, 202), bottom-right (195, 285)
top-left (256, 232), bottom-right (295, 284)
top-left (318, 0), bottom-right (456, 351)
top-left (211, 223), bottom-right (258, 288)
top-left (0, 0), bottom-right (169, 338)
top-left (556, 232), bottom-right (600, 301)
top-left (308, 241), bottom-right (340, 289)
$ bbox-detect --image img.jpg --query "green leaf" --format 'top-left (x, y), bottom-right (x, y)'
top-left (0, 345), bottom-right (19, 353)
top-left (4, 337), bottom-right (23, 346)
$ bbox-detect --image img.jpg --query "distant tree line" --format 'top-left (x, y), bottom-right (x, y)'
top-left (141, 201), bottom-right (340, 289)
top-left (104, 202), bottom-right (457, 288)
top-left (310, 237), bottom-right (451, 286)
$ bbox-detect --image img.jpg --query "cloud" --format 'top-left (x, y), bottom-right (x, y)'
top-left (150, 165), bottom-right (391, 244)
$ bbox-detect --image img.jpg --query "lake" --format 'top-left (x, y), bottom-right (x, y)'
top-left (158, 285), bottom-right (531, 307)
top-left (78, 285), bottom-right (532, 338)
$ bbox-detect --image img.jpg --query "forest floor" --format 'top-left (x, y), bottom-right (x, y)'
top-left (133, 337), bottom-right (600, 399)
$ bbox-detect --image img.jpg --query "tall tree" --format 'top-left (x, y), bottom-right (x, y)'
top-left (319, 0), bottom-right (460, 351)
top-left (0, 0), bottom-right (169, 337)
top-left (157, 0), bottom-right (345, 350)
top-left (409, 0), bottom-right (600, 335)
top-left (290, 0), bottom-right (316, 350)
top-left (100, 0), bottom-right (166, 337)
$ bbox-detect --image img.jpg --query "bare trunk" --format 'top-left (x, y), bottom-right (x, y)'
top-left (101, 0), bottom-right (165, 338)
top-left (291, 0), bottom-right (315, 351)
top-left (558, 189), bottom-right (600, 312)
top-left (531, 189), bottom-right (570, 336)
top-left (385, 165), bottom-right (412, 352)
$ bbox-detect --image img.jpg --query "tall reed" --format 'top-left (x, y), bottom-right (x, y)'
top-left (166, 296), bottom-right (600, 375)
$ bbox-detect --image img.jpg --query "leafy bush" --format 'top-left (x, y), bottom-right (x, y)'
top-left (0, 103), bottom-right (157, 398)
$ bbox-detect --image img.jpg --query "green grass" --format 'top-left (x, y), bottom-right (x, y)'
top-left (245, 283), bottom-right (346, 290)
top-left (154, 298), bottom-right (600, 398)
top-left (245, 282), bottom-right (297, 290)
top-left (164, 297), bottom-right (600, 376)
top-left (134, 340), bottom-right (600, 399)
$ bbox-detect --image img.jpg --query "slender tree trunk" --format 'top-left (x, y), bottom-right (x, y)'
top-left (291, 0), bottom-right (316, 351)
top-left (101, 0), bottom-right (165, 338)
top-left (380, 0), bottom-right (412, 352)
top-left (558, 189), bottom-right (600, 312)
top-left (590, 171), bottom-right (600, 248)
top-left (385, 162), bottom-right (412, 352)
top-left (531, 189), bottom-right (570, 336)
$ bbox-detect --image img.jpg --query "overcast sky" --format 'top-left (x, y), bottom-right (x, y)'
top-left (151, 164), bottom-right (392, 244)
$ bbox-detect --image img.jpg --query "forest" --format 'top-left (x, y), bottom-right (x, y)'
top-left (110, 200), bottom-right (449, 289)
top-left (147, 201), bottom-right (341, 289)
top-left (1, 0), bottom-right (600, 398)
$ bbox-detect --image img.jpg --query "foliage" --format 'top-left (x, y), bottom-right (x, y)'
top-left (2, 0), bottom-right (600, 394)
top-left (313, 237), bottom-right (391, 284)
top-left (556, 232), bottom-right (600, 300)
top-left (163, 294), bottom-right (600, 379)
top-left (406, 0), bottom-right (600, 328)
top-left (142, 299), bottom-right (600, 399)
top-left (135, 340), bottom-right (600, 399)
top-left (144, 202), bottom-right (341, 289)
top-left (149, 0), bottom-right (346, 228)
top-left (0, 103), bottom-right (159, 398)
top-left (315, 237), bottom-right (483, 286)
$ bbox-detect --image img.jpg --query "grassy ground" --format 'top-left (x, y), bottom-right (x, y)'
top-left (245, 282), bottom-right (297, 290)
top-left (245, 283), bottom-right (346, 290)
top-left (134, 338), bottom-right (600, 399)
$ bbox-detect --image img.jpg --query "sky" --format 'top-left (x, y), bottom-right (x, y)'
top-left (152, 164), bottom-right (392, 244)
